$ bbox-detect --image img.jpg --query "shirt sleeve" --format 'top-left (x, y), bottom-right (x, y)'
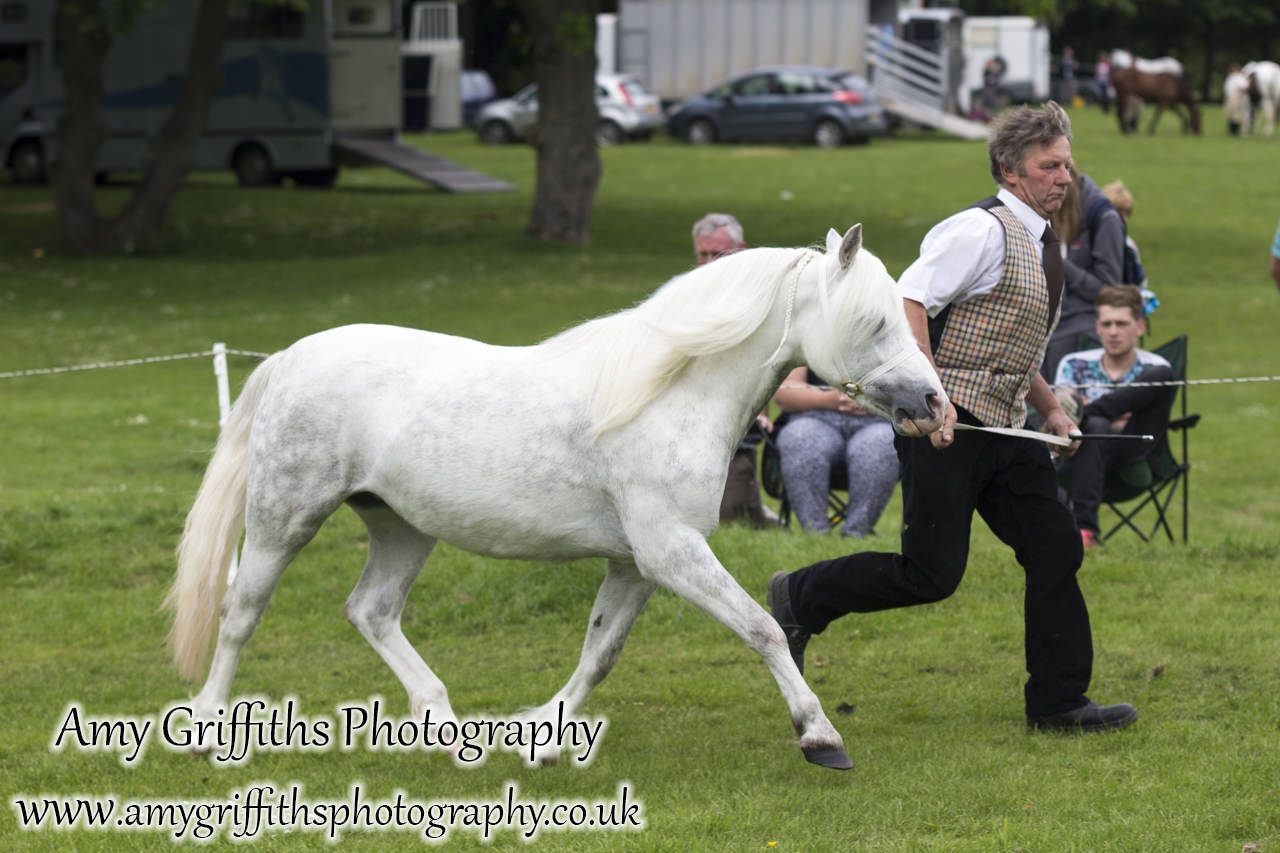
top-left (1053, 356), bottom-right (1072, 386)
top-left (897, 208), bottom-right (1005, 317)
top-left (1272, 221), bottom-right (1280, 260)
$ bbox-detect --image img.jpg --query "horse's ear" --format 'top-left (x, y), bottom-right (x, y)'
top-left (839, 224), bottom-right (863, 271)
top-left (825, 228), bottom-right (841, 256)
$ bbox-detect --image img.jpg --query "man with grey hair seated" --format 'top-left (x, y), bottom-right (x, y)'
top-left (691, 213), bottom-right (778, 529)
top-left (692, 212), bottom-right (746, 265)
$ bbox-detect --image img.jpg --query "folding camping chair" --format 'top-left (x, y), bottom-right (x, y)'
top-left (759, 412), bottom-right (849, 529)
top-left (1090, 335), bottom-right (1200, 543)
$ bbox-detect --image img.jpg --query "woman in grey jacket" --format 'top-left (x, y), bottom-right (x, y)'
top-left (1040, 170), bottom-right (1127, 381)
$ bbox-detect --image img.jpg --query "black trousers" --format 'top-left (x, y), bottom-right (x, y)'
top-left (1060, 364), bottom-right (1177, 533)
top-left (786, 408), bottom-right (1091, 716)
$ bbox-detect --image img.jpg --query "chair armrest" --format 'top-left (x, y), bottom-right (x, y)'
top-left (1169, 413), bottom-right (1200, 431)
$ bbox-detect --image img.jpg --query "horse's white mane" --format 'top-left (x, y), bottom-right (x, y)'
top-left (540, 247), bottom-right (810, 435)
top-left (540, 232), bottom-right (900, 437)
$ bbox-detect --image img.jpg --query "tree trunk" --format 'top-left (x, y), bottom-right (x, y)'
top-left (517, 0), bottom-right (601, 244)
top-left (53, 0), bottom-right (230, 254)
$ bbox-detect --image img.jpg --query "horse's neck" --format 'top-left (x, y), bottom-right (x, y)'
top-left (680, 280), bottom-right (807, 432)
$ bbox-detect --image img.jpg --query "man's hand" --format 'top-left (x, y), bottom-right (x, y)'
top-left (930, 402), bottom-right (958, 449)
top-left (1043, 409), bottom-right (1082, 457)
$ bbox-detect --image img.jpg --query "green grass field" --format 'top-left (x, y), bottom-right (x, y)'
top-left (1, 104), bottom-right (1278, 851)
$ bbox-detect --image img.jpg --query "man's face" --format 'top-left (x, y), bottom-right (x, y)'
top-left (694, 228), bottom-right (743, 266)
top-left (1001, 137), bottom-right (1073, 219)
top-left (1095, 304), bottom-right (1144, 358)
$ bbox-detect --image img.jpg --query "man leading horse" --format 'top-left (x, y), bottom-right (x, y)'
top-left (769, 101), bottom-right (1139, 735)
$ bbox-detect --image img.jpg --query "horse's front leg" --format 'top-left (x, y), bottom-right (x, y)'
top-left (629, 523), bottom-right (851, 770)
top-left (518, 559), bottom-right (655, 766)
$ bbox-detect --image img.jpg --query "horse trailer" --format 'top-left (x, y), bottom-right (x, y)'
top-left (0, 0), bottom-right (403, 186)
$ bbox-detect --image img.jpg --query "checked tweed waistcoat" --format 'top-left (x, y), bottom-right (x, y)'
top-left (930, 198), bottom-right (1057, 428)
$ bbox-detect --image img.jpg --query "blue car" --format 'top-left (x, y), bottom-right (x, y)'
top-left (666, 65), bottom-right (887, 147)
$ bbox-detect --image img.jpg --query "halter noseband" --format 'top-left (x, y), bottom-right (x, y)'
top-left (840, 345), bottom-right (919, 399)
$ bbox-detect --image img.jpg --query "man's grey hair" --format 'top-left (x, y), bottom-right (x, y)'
top-left (987, 101), bottom-right (1072, 186)
top-left (692, 213), bottom-right (744, 245)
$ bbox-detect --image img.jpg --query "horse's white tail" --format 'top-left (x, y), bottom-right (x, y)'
top-left (164, 353), bottom-right (281, 681)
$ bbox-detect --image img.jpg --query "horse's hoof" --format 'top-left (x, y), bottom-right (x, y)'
top-left (802, 745), bottom-right (853, 770)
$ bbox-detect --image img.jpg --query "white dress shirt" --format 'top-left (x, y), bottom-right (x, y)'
top-left (897, 188), bottom-right (1053, 318)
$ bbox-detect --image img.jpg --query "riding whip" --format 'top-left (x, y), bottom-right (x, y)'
top-left (952, 423), bottom-right (1155, 446)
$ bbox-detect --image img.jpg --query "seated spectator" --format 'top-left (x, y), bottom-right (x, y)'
top-left (692, 212), bottom-right (745, 265)
top-left (1041, 167), bottom-right (1127, 382)
top-left (690, 213), bottom-right (778, 528)
top-left (1053, 286), bottom-right (1177, 549)
top-left (1270, 218), bottom-right (1280, 293)
top-left (1101, 179), bottom-right (1149, 291)
top-left (771, 368), bottom-right (898, 538)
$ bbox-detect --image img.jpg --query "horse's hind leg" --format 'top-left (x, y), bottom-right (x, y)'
top-left (1147, 104), bottom-right (1164, 134)
top-left (344, 497), bottom-right (454, 728)
top-left (522, 559), bottom-right (655, 759)
top-left (191, 527), bottom-right (324, 729)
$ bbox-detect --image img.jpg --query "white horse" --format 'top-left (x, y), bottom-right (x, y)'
top-left (1243, 61), bottom-right (1280, 136)
top-left (1225, 67), bottom-right (1252, 133)
top-left (164, 225), bottom-right (946, 771)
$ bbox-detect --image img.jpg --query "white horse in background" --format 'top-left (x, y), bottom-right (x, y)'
top-left (1243, 61), bottom-right (1280, 136)
top-left (165, 225), bottom-right (947, 771)
top-left (1225, 66), bottom-right (1252, 133)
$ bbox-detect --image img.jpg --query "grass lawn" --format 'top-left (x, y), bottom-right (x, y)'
top-left (1, 104), bottom-right (1277, 851)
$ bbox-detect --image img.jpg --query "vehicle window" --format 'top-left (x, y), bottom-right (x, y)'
top-left (227, 0), bottom-right (304, 39)
top-left (834, 73), bottom-right (868, 93)
top-left (333, 0), bottom-right (394, 37)
top-left (0, 44), bottom-right (27, 100)
top-left (903, 20), bottom-right (939, 43)
top-left (777, 72), bottom-right (819, 95)
top-left (732, 74), bottom-right (777, 97)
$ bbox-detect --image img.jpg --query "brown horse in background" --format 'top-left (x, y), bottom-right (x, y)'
top-left (1112, 65), bottom-right (1202, 135)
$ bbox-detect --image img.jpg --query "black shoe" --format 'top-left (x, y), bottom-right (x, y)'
top-left (767, 571), bottom-right (810, 674)
top-left (1027, 700), bottom-right (1138, 733)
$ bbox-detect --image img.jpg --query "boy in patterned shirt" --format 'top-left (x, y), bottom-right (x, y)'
top-left (1053, 285), bottom-right (1177, 547)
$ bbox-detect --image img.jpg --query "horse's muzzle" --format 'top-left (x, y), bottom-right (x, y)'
top-left (892, 391), bottom-right (946, 438)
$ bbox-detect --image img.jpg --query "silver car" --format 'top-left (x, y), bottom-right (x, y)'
top-left (475, 73), bottom-right (663, 145)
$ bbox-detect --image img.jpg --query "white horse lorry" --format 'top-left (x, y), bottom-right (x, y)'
top-left (0, 0), bottom-right (511, 190)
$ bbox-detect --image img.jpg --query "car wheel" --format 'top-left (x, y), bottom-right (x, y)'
top-left (596, 120), bottom-right (625, 146)
top-left (232, 143), bottom-right (278, 187)
top-left (685, 118), bottom-right (716, 145)
top-left (10, 140), bottom-right (45, 184)
top-left (479, 120), bottom-right (514, 144)
top-left (813, 119), bottom-right (844, 149)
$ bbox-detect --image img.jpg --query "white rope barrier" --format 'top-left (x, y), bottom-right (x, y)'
top-left (0, 349), bottom-right (1276, 391)
top-left (0, 347), bottom-right (270, 380)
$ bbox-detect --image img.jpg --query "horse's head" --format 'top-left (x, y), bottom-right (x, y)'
top-left (799, 225), bottom-right (946, 438)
